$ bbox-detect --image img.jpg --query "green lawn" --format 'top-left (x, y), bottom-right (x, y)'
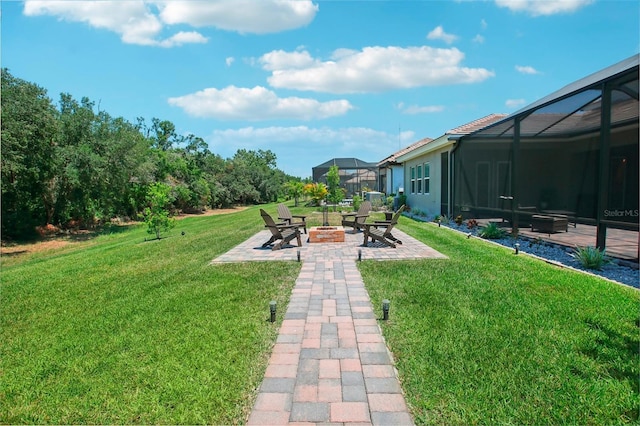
top-left (2, 204), bottom-right (638, 424)
top-left (1, 206), bottom-right (300, 424)
top-left (362, 218), bottom-right (639, 425)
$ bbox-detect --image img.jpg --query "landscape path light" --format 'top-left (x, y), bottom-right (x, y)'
top-left (269, 300), bottom-right (277, 323)
top-left (382, 299), bottom-right (390, 321)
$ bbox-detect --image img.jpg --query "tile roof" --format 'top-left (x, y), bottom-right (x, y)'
top-left (446, 113), bottom-right (508, 135)
top-left (377, 137), bottom-right (433, 166)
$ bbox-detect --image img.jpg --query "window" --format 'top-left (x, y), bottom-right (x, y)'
top-left (410, 167), bottom-right (416, 193)
top-left (424, 162), bottom-right (430, 194)
top-left (417, 165), bottom-right (423, 194)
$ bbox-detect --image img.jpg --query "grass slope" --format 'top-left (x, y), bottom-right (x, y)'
top-left (1, 206), bottom-right (300, 424)
top-left (2, 205), bottom-right (638, 424)
top-left (361, 218), bottom-right (639, 425)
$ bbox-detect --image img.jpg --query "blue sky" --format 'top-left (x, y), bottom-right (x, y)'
top-left (3, 0), bottom-right (639, 178)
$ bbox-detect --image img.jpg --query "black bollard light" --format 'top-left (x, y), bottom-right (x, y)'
top-left (514, 243), bottom-right (520, 255)
top-left (297, 249), bottom-right (301, 262)
top-left (358, 248), bottom-right (362, 262)
top-left (382, 299), bottom-right (390, 321)
top-left (269, 301), bottom-right (277, 322)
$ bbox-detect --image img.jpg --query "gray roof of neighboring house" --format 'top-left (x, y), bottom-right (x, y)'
top-left (313, 158), bottom-right (377, 170)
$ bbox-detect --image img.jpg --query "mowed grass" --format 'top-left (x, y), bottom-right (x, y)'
top-left (1, 206), bottom-right (300, 424)
top-left (360, 218), bottom-right (640, 425)
top-left (3, 204), bottom-right (639, 424)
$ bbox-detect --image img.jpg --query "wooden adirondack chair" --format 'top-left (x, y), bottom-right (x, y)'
top-left (260, 209), bottom-right (302, 250)
top-left (277, 203), bottom-right (307, 234)
top-left (362, 205), bottom-right (405, 248)
top-left (341, 201), bottom-right (372, 233)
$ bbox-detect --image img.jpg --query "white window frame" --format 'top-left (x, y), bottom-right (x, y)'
top-left (410, 166), bottom-right (416, 194)
top-left (424, 162), bottom-right (430, 194)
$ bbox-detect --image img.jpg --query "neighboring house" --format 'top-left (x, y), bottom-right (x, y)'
top-left (454, 55), bottom-right (638, 252)
top-left (312, 158), bottom-right (379, 197)
top-left (377, 137), bottom-right (433, 197)
top-left (395, 114), bottom-right (507, 218)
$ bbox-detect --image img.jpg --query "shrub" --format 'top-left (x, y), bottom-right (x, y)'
top-left (386, 196), bottom-right (394, 209)
top-left (572, 246), bottom-right (611, 270)
top-left (478, 222), bottom-right (507, 239)
top-left (397, 194), bottom-right (407, 209)
top-left (143, 182), bottom-right (176, 240)
top-left (352, 195), bottom-right (362, 211)
top-left (455, 215), bottom-right (464, 226)
top-left (466, 219), bottom-right (478, 229)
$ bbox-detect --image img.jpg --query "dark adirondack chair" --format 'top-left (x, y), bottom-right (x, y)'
top-left (341, 201), bottom-right (372, 233)
top-left (277, 203), bottom-right (307, 234)
top-left (362, 205), bottom-right (405, 248)
top-left (260, 209), bottom-right (302, 250)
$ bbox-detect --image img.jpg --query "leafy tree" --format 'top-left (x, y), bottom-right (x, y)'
top-left (1, 69), bottom-right (59, 238)
top-left (143, 182), bottom-right (175, 239)
top-left (284, 180), bottom-right (305, 206)
top-left (326, 165), bottom-right (345, 211)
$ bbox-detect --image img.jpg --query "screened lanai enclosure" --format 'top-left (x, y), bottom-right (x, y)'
top-left (312, 158), bottom-right (379, 197)
top-left (453, 55), bottom-right (638, 257)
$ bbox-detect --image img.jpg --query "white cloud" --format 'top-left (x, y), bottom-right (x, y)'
top-left (24, 1), bottom-right (167, 46)
top-left (473, 34), bottom-right (485, 44)
top-left (260, 46), bottom-right (494, 94)
top-left (168, 86), bottom-right (353, 120)
top-left (226, 57), bottom-right (235, 67)
top-left (157, 0), bottom-right (318, 34)
top-left (506, 98), bottom-right (526, 108)
top-left (515, 65), bottom-right (541, 74)
top-left (495, 0), bottom-right (594, 16)
top-left (399, 104), bottom-right (445, 115)
top-left (426, 25), bottom-right (458, 44)
top-left (159, 31), bottom-right (208, 48)
top-left (23, 0), bottom-right (317, 46)
top-left (481, 19), bottom-right (488, 29)
top-left (206, 126), bottom-right (415, 177)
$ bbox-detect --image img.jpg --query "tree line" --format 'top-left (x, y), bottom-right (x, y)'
top-left (1, 69), bottom-right (303, 240)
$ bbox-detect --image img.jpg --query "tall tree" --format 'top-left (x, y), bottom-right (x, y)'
top-left (1, 69), bottom-right (59, 237)
top-left (326, 165), bottom-right (345, 210)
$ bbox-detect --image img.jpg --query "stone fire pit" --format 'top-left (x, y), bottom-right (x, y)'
top-left (308, 226), bottom-right (345, 243)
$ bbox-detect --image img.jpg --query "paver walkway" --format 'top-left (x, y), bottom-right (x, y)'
top-left (211, 227), bottom-right (447, 425)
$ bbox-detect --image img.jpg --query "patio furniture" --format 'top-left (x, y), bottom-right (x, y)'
top-left (341, 201), bottom-right (372, 233)
top-left (362, 205), bottom-right (405, 248)
top-left (277, 203), bottom-right (307, 234)
top-left (531, 214), bottom-right (569, 234)
top-left (542, 209), bottom-right (577, 227)
top-left (260, 209), bottom-right (302, 250)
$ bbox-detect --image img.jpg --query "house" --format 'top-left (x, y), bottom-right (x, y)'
top-left (377, 137), bottom-right (433, 197)
top-left (453, 55), bottom-right (638, 253)
top-left (394, 114), bottom-right (507, 218)
top-left (312, 158), bottom-right (379, 197)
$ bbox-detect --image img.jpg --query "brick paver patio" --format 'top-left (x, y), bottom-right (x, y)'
top-left (211, 227), bottom-right (447, 425)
